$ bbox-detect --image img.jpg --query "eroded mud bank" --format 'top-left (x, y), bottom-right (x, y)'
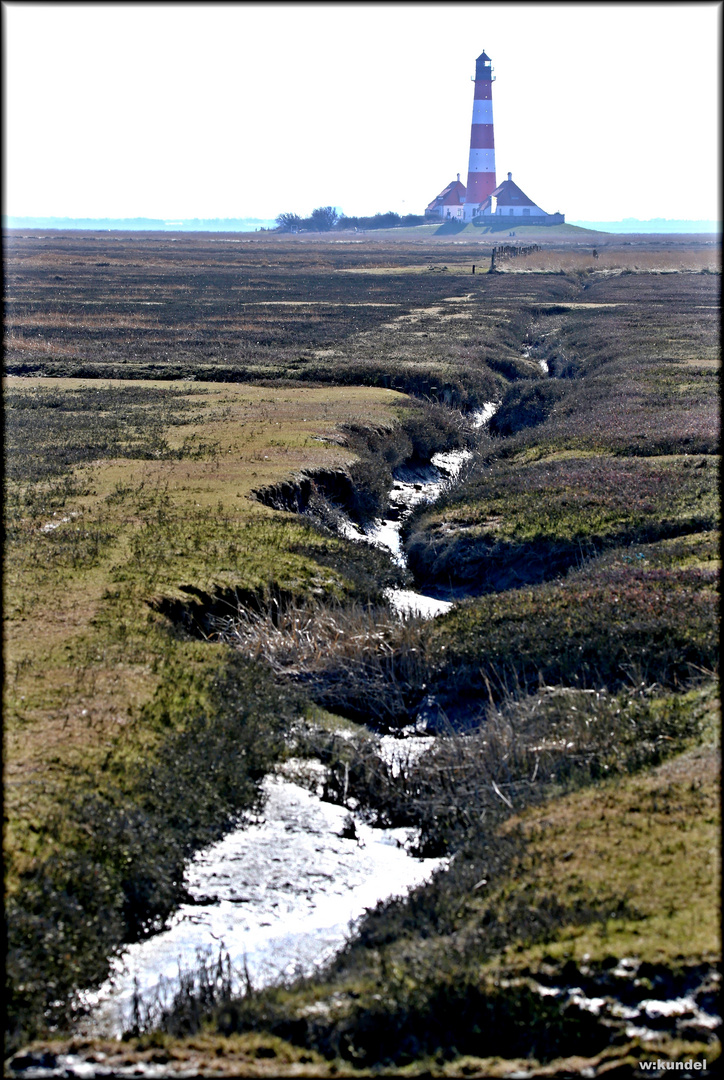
top-left (79, 410), bottom-right (495, 1038)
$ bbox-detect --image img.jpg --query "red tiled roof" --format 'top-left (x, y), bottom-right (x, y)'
top-left (426, 179), bottom-right (467, 211)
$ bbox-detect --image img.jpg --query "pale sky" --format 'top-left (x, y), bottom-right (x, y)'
top-left (3, 2), bottom-right (721, 222)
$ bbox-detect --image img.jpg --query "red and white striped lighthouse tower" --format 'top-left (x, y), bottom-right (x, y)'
top-left (463, 50), bottom-right (496, 221)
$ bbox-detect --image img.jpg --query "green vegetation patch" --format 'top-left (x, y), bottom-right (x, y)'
top-left (5, 651), bottom-right (295, 1048)
top-left (406, 454), bottom-right (718, 592)
top-left (496, 740), bottom-right (720, 971)
top-left (423, 533), bottom-right (719, 720)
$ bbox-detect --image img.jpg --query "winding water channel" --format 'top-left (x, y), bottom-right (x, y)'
top-left (82, 405), bottom-right (498, 1037)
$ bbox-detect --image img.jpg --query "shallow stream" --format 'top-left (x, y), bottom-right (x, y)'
top-left (345, 401), bottom-right (497, 617)
top-left (84, 755), bottom-right (443, 1037)
top-left (82, 405), bottom-right (497, 1036)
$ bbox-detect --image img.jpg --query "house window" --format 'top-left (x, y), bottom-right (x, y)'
top-left (509, 209), bottom-right (514, 215)
top-left (523, 209), bottom-right (530, 216)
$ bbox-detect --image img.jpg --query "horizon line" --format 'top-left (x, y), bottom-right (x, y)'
top-left (2, 215), bottom-right (721, 225)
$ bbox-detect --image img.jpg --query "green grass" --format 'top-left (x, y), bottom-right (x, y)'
top-left (2, 376), bottom-right (441, 1046)
top-left (4, 234), bottom-right (721, 1071)
top-left (406, 455), bottom-right (718, 592)
top-left (496, 738), bottom-right (720, 970)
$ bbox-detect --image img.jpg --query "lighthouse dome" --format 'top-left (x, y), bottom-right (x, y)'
top-left (475, 51), bottom-right (493, 80)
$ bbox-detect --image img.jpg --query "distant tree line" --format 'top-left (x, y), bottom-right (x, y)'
top-left (275, 207), bottom-right (425, 233)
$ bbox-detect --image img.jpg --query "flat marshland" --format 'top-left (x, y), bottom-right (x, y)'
top-left (3, 228), bottom-right (720, 1076)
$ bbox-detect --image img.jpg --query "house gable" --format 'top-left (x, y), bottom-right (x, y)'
top-left (426, 178), bottom-right (467, 216)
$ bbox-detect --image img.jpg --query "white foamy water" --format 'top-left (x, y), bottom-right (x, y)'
top-left (384, 586), bottom-right (452, 618)
top-left (84, 771), bottom-right (445, 1036)
top-left (472, 401), bottom-right (498, 427)
top-left (377, 734), bottom-right (436, 776)
top-left (522, 343), bottom-right (548, 374)
top-left (341, 402), bottom-right (497, 614)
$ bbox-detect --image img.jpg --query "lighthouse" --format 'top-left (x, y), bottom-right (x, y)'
top-left (463, 50), bottom-right (496, 222)
top-left (424, 49), bottom-right (565, 229)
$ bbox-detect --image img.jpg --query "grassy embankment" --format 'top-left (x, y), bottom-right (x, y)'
top-left (129, 250), bottom-right (719, 1074)
top-left (4, 229), bottom-right (533, 1049)
top-left (4, 232), bottom-right (720, 1073)
top-left (4, 374), bottom-right (481, 1043)
top-left (406, 271), bottom-right (719, 594)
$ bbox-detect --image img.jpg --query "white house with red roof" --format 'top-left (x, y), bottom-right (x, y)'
top-left (425, 175), bottom-right (467, 220)
top-left (425, 172), bottom-right (563, 227)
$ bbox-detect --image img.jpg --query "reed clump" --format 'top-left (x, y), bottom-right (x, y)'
top-left (299, 682), bottom-right (705, 855)
top-left (211, 600), bottom-right (427, 727)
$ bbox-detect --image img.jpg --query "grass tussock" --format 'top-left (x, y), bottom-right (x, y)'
top-left (296, 681), bottom-right (710, 855)
top-left (214, 533), bottom-right (718, 733)
top-left (211, 600), bottom-right (426, 727)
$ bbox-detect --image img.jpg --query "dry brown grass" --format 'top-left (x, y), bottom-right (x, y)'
top-left (500, 247), bottom-right (720, 274)
top-left (212, 600), bottom-right (426, 726)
